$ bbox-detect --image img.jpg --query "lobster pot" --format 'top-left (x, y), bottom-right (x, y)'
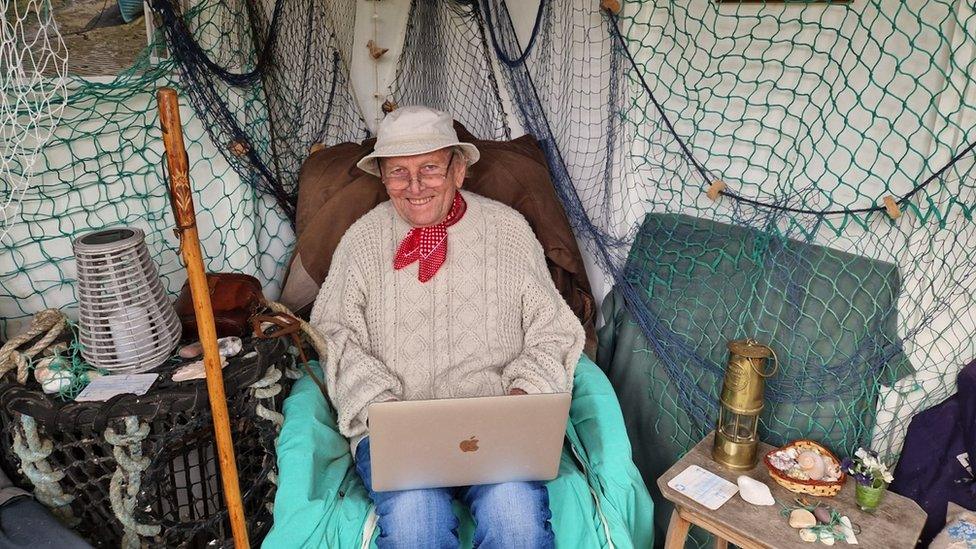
top-left (73, 227), bottom-right (180, 373)
top-left (0, 338), bottom-right (294, 548)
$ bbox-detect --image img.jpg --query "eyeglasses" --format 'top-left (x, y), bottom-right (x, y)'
top-left (380, 152), bottom-right (455, 191)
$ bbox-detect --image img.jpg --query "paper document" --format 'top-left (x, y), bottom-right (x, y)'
top-left (75, 373), bottom-right (159, 402)
top-left (667, 464), bottom-right (738, 510)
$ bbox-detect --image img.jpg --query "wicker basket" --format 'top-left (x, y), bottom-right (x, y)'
top-left (763, 439), bottom-right (846, 497)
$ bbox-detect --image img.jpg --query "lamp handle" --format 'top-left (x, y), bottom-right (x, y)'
top-left (756, 345), bottom-right (779, 378)
top-left (744, 338), bottom-right (779, 378)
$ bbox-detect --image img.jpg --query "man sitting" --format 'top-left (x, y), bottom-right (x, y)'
top-left (310, 105), bottom-right (585, 548)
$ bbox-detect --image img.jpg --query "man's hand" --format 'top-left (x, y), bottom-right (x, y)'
top-left (508, 388), bottom-right (527, 396)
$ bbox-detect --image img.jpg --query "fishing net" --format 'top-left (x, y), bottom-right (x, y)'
top-left (447, 1), bottom-right (973, 543)
top-left (2, 0), bottom-right (974, 543)
top-left (391, 0), bottom-right (975, 461)
top-left (397, 0), bottom-right (976, 504)
top-left (0, 0), bottom-right (67, 241)
top-left (1, 0), bottom-right (366, 341)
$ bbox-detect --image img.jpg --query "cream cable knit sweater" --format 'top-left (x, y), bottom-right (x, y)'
top-left (310, 191), bottom-right (585, 444)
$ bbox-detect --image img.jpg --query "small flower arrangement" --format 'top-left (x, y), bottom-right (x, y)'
top-left (841, 447), bottom-right (894, 488)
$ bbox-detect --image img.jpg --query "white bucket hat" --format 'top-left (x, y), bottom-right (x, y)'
top-left (356, 106), bottom-right (480, 177)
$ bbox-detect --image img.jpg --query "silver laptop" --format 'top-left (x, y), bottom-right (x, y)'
top-left (367, 393), bottom-right (571, 492)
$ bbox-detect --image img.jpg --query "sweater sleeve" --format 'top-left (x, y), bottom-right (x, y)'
top-left (502, 218), bottom-right (585, 394)
top-left (309, 225), bottom-right (403, 440)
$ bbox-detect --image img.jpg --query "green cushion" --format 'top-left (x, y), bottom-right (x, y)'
top-left (264, 356), bottom-right (654, 548)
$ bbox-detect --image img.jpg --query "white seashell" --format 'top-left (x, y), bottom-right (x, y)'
top-left (799, 529), bottom-right (818, 542)
top-left (217, 337), bottom-right (242, 358)
top-left (737, 475), bottom-right (775, 506)
top-left (172, 357), bottom-right (228, 382)
top-left (819, 530), bottom-right (835, 545)
top-left (798, 450), bottom-right (827, 481)
top-left (839, 516), bottom-right (858, 545)
top-left (823, 462), bottom-right (842, 482)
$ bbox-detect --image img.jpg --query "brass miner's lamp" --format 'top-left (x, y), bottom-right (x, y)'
top-left (713, 339), bottom-right (777, 470)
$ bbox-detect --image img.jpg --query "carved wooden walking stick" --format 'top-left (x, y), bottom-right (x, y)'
top-left (156, 87), bottom-right (250, 548)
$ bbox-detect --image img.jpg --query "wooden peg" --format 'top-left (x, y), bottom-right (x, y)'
top-left (367, 39), bottom-right (388, 59)
top-left (381, 99), bottom-right (398, 113)
top-left (309, 142), bottom-right (325, 155)
top-left (883, 195), bottom-right (902, 220)
top-left (226, 139), bottom-right (249, 157)
top-left (706, 179), bottom-right (726, 202)
top-left (600, 0), bottom-right (621, 14)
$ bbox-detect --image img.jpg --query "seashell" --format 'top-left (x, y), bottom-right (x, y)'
top-left (178, 337), bottom-right (241, 360)
top-left (737, 475), bottom-right (775, 506)
top-left (179, 341), bottom-right (203, 359)
top-left (819, 530), bottom-right (835, 545)
top-left (823, 462), bottom-right (842, 482)
top-left (798, 450), bottom-right (827, 481)
top-left (838, 516), bottom-right (858, 544)
top-left (813, 506), bottom-right (832, 524)
top-left (172, 357), bottom-right (227, 382)
top-left (799, 529), bottom-right (818, 542)
top-left (217, 336), bottom-right (242, 358)
top-left (789, 509), bottom-right (817, 529)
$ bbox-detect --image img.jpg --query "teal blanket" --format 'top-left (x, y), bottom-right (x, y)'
top-left (264, 356), bottom-right (653, 548)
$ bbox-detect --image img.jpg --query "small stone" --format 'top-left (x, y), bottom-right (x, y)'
top-left (789, 509), bottom-right (817, 529)
top-left (179, 341), bottom-right (203, 359)
top-left (799, 529), bottom-right (818, 542)
top-left (217, 336), bottom-right (242, 358)
top-left (737, 475), bottom-right (775, 506)
top-left (819, 531), bottom-right (835, 545)
top-left (813, 506), bottom-right (832, 524)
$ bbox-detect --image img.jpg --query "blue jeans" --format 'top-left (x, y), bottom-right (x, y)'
top-left (355, 437), bottom-right (555, 548)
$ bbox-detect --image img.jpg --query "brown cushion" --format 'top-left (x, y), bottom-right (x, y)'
top-left (281, 124), bottom-right (597, 352)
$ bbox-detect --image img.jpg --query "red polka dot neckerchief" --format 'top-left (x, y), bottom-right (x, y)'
top-left (393, 192), bottom-right (467, 283)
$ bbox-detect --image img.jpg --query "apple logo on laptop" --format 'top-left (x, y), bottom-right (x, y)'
top-left (459, 436), bottom-right (479, 452)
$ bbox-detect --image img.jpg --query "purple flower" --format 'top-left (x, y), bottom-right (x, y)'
top-left (855, 472), bottom-right (872, 486)
top-left (840, 457), bottom-right (853, 472)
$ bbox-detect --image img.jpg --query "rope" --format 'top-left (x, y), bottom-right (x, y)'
top-left (483, 0), bottom-right (546, 67)
top-left (11, 414), bottom-right (77, 524)
top-left (249, 363), bottom-right (286, 513)
top-left (265, 300), bottom-right (329, 365)
top-left (0, 309), bottom-right (66, 384)
top-left (105, 416), bottom-right (161, 548)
